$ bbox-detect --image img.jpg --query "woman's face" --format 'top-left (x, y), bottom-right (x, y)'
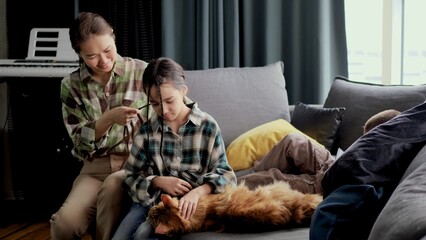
top-left (79, 34), bottom-right (117, 76)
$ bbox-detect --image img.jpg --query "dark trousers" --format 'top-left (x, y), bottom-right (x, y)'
top-left (238, 132), bottom-right (335, 194)
top-left (310, 185), bottom-right (384, 240)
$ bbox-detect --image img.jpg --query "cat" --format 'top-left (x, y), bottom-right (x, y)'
top-left (148, 180), bottom-right (323, 237)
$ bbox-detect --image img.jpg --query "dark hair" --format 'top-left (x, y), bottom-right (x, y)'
top-left (142, 57), bottom-right (187, 123)
top-left (69, 12), bottom-right (115, 54)
top-left (142, 57), bottom-right (186, 95)
top-left (142, 57), bottom-right (187, 173)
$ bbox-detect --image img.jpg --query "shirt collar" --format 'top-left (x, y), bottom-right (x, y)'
top-left (150, 98), bottom-right (201, 133)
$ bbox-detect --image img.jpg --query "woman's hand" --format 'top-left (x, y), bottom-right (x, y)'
top-left (106, 106), bottom-right (139, 126)
top-left (94, 106), bottom-right (139, 140)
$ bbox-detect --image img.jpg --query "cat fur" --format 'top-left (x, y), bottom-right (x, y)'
top-left (148, 180), bottom-right (323, 237)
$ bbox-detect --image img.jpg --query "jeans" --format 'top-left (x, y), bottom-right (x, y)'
top-left (113, 203), bottom-right (158, 240)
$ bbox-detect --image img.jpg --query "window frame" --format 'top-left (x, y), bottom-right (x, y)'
top-left (382, 0), bottom-right (403, 85)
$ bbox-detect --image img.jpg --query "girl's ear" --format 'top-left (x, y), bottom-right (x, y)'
top-left (182, 85), bottom-right (188, 96)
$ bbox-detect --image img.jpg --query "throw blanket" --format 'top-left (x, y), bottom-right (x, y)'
top-left (322, 101), bottom-right (426, 198)
top-left (311, 101), bottom-right (426, 240)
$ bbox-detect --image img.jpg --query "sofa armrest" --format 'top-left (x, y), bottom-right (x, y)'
top-left (368, 144), bottom-right (426, 240)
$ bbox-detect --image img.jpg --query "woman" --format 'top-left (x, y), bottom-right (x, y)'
top-left (49, 12), bottom-right (150, 240)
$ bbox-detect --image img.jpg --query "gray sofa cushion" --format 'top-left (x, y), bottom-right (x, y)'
top-left (368, 145), bottom-right (426, 240)
top-left (180, 228), bottom-right (309, 240)
top-left (324, 76), bottom-right (426, 153)
top-left (185, 61), bottom-right (290, 147)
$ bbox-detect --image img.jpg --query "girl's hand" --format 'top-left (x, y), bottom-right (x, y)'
top-left (178, 190), bottom-right (201, 220)
top-left (178, 183), bottom-right (213, 220)
top-left (153, 176), bottom-right (192, 197)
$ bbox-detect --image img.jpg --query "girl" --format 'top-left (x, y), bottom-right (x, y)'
top-left (113, 57), bottom-right (237, 239)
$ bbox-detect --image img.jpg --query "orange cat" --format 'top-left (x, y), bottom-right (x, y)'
top-left (148, 181), bottom-right (323, 237)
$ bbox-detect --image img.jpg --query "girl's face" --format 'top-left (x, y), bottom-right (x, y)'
top-left (149, 82), bottom-right (188, 122)
top-left (79, 34), bottom-right (117, 77)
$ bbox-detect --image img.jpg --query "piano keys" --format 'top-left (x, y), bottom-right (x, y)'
top-left (0, 59), bottom-right (79, 78)
top-left (0, 28), bottom-right (79, 78)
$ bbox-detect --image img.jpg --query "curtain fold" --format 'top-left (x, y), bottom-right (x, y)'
top-left (108, 0), bottom-right (158, 61)
top-left (161, 0), bottom-right (240, 69)
top-left (83, 0), bottom-right (348, 104)
top-left (160, 0), bottom-right (348, 104)
top-left (80, 0), bottom-right (161, 61)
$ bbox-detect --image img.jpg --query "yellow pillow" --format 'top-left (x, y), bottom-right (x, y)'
top-left (226, 119), bottom-right (321, 171)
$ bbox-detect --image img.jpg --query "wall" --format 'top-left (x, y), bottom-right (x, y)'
top-left (0, 0), bottom-right (7, 127)
top-left (0, 0), bottom-right (80, 220)
top-left (0, 0), bottom-right (6, 58)
top-left (0, 0), bottom-right (11, 201)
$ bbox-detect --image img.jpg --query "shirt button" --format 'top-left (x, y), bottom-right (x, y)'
top-left (172, 170), bottom-right (178, 176)
top-left (105, 92), bottom-right (110, 97)
top-left (177, 157), bottom-right (181, 161)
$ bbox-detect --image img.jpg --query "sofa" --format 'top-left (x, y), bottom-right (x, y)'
top-left (174, 61), bottom-right (426, 239)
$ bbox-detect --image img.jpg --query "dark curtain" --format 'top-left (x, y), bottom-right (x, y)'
top-left (107, 0), bottom-right (160, 61)
top-left (159, 0), bottom-right (348, 104)
top-left (79, 0), bottom-right (161, 62)
top-left (79, 0), bottom-right (348, 104)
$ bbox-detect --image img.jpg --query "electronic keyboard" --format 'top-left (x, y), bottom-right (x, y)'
top-left (0, 28), bottom-right (79, 78)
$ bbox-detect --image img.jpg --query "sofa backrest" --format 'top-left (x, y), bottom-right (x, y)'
top-left (185, 61), bottom-right (290, 147)
top-left (324, 76), bottom-right (426, 153)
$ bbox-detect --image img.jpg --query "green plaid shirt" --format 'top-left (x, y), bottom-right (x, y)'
top-left (124, 102), bottom-right (237, 206)
top-left (60, 55), bottom-right (150, 161)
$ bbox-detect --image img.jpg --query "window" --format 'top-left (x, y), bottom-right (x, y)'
top-left (403, 0), bottom-right (426, 85)
top-left (345, 0), bottom-right (426, 85)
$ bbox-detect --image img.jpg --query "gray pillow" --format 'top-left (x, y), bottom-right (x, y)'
top-left (185, 61), bottom-right (290, 147)
top-left (368, 145), bottom-right (426, 240)
top-left (290, 102), bottom-right (345, 151)
top-left (324, 76), bottom-right (426, 153)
